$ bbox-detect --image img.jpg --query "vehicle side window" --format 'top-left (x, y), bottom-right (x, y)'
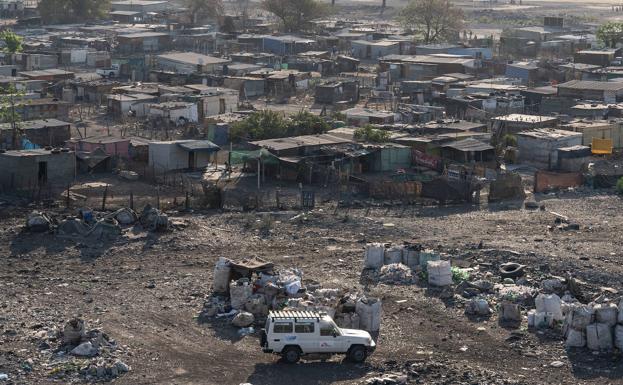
top-left (295, 322), bottom-right (315, 333)
top-left (273, 322), bottom-right (293, 333)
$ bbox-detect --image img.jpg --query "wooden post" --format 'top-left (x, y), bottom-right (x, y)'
top-left (257, 158), bottom-right (261, 190)
top-left (101, 184), bottom-right (108, 211)
top-left (66, 183), bottom-right (70, 209)
top-left (185, 191), bottom-right (190, 211)
top-left (156, 187), bottom-right (160, 210)
top-left (130, 192), bottom-right (134, 210)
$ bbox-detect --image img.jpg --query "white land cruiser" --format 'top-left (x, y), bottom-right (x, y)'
top-left (260, 310), bottom-right (376, 363)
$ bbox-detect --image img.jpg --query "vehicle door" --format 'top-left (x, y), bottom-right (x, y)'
top-left (294, 321), bottom-right (315, 353)
top-left (270, 321), bottom-right (294, 352)
top-left (317, 319), bottom-right (343, 353)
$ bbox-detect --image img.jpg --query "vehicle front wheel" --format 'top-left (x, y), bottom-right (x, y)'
top-left (348, 346), bottom-right (367, 363)
top-left (282, 346), bottom-right (301, 364)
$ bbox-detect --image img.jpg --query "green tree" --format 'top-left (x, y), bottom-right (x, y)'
top-left (230, 110), bottom-right (330, 141)
top-left (186, 0), bottom-right (224, 25)
top-left (397, 0), bottom-right (464, 44)
top-left (287, 111), bottom-right (330, 136)
top-left (597, 21), bottom-right (623, 48)
top-left (230, 110), bottom-right (288, 141)
top-left (0, 30), bottom-right (23, 54)
top-left (262, 0), bottom-right (330, 32)
top-left (0, 85), bottom-right (25, 150)
top-left (354, 125), bottom-right (390, 143)
top-left (38, 0), bottom-right (110, 24)
top-left (617, 177), bottom-right (623, 195)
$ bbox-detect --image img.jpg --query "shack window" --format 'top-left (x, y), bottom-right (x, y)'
top-left (273, 322), bottom-right (293, 333)
top-left (295, 322), bottom-right (315, 333)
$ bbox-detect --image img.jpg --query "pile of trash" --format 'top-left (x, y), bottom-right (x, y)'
top-left (561, 299), bottom-right (623, 351)
top-left (31, 318), bottom-right (130, 382)
top-left (200, 257), bottom-right (382, 333)
top-left (26, 211), bottom-right (53, 233)
top-left (378, 263), bottom-right (415, 285)
top-left (25, 205), bottom-right (170, 240)
top-left (364, 242), bottom-right (457, 288)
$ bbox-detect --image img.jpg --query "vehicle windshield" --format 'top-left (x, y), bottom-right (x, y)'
top-left (329, 319), bottom-right (342, 336)
top-left (320, 318), bottom-right (342, 336)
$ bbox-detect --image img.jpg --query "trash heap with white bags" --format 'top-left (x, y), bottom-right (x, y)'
top-left (364, 242), bottom-right (454, 287)
top-left (526, 290), bottom-right (623, 351)
top-left (561, 300), bottom-right (623, 351)
top-left (202, 257), bottom-right (383, 333)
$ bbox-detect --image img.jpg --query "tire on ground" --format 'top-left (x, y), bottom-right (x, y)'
top-left (499, 262), bottom-right (525, 279)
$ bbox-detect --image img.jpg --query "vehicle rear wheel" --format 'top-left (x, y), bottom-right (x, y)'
top-left (282, 346), bottom-right (301, 364)
top-left (348, 345), bottom-right (367, 363)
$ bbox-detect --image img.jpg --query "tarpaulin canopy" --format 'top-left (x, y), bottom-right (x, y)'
top-left (229, 148), bottom-right (280, 165)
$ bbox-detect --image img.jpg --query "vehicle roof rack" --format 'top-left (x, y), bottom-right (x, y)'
top-left (268, 310), bottom-right (327, 322)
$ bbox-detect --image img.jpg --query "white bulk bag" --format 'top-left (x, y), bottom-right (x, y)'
top-left (595, 303), bottom-right (618, 327)
top-left (586, 323), bottom-right (613, 351)
top-left (213, 257), bottom-right (232, 293)
top-left (535, 294), bottom-right (563, 321)
top-left (565, 328), bottom-right (586, 348)
top-left (384, 246), bottom-right (403, 265)
top-left (364, 243), bottom-right (385, 269)
top-left (356, 297), bottom-right (382, 332)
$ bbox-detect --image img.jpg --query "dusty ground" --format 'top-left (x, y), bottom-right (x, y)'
top-left (2, 186), bottom-right (623, 384)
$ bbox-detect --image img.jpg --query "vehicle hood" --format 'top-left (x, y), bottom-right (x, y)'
top-left (340, 328), bottom-right (374, 344)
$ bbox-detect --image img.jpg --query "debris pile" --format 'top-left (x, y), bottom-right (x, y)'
top-left (26, 211), bottom-right (53, 232)
top-left (23, 205), bottom-right (171, 241)
top-left (30, 318), bottom-right (130, 382)
top-left (364, 243), bottom-right (456, 286)
top-left (200, 257), bottom-right (382, 333)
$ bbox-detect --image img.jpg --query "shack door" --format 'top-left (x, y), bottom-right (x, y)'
top-left (188, 151), bottom-right (195, 170)
top-left (38, 161), bottom-right (48, 185)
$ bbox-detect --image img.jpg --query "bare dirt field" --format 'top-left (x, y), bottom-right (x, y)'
top-left (2, 186), bottom-right (623, 384)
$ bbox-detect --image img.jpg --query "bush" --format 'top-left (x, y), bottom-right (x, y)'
top-left (229, 110), bottom-right (330, 142)
top-left (451, 266), bottom-right (470, 283)
top-left (354, 125), bottom-right (390, 143)
top-left (617, 177), bottom-right (623, 194)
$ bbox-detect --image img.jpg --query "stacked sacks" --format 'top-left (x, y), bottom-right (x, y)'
top-left (419, 250), bottom-right (440, 271)
top-left (582, 303), bottom-right (618, 351)
top-left (563, 305), bottom-right (593, 348)
top-left (530, 294), bottom-right (564, 328)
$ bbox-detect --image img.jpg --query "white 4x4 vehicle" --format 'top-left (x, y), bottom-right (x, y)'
top-left (260, 310), bottom-right (376, 363)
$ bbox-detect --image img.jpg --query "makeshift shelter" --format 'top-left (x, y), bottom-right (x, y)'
top-left (441, 138), bottom-right (495, 164)
top-left (149, 139), bottom-right (220, 172)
